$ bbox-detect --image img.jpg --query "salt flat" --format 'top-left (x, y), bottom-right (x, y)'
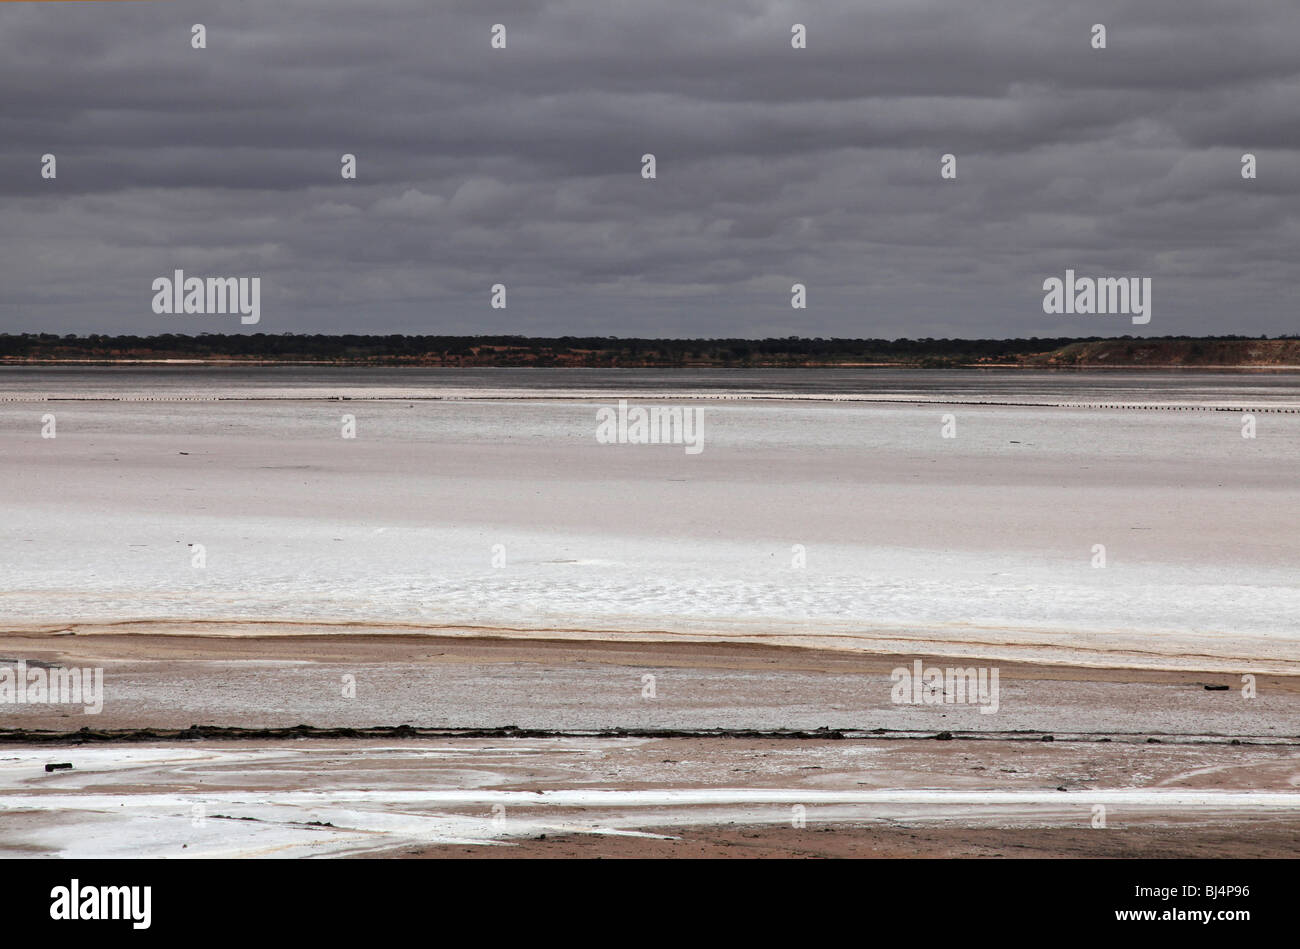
top-left (1, 388), bottom-right (1296, 673)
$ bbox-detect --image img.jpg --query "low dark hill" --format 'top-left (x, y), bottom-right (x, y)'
top-left (0, 333), bottom-right (1296, 368)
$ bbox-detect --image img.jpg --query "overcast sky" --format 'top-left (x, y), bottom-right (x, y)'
top-left (1, 0), bottom-right (1297, 339)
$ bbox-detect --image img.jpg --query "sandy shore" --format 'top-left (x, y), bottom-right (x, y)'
top-left (1, 632), bottom-right (1296, 858)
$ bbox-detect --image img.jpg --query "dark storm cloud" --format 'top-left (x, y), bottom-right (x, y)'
top-left (0, 0), bottom-right (1297, 337)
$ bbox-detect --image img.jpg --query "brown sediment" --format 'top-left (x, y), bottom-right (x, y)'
top-left (388, 819), bottom-right (1300, 859)
top-left (1, 628), bottom-right (1296, 687)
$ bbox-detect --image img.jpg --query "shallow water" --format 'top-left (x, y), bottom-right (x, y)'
top-left (3, 366), bottom-right (1300, 407)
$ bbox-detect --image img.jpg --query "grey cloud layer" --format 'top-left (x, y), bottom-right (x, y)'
top-left (1, 0), bottom-right (1297, 336)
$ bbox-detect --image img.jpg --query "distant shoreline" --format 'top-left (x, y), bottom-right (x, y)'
top-left (4, 359), bottom-right (1300, 371)
top-left (3, 334), bottom-right (1298, 369)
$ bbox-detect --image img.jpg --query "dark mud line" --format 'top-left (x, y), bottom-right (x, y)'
top-left (0, 724), bottom-right (1295, 746)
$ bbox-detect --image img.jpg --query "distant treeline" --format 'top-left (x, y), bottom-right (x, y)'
top-left (0, 333), bottom-right (1296, 368)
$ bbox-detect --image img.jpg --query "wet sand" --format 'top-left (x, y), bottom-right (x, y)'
top-left (410, 820), bottom-right (1300, 859)
top-left (1, 734), bottom-right (1296, 859)
top-left (1, 632), bottom-right (1294, 735)
top-left (1, 633), bottom-right (1296, 858)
